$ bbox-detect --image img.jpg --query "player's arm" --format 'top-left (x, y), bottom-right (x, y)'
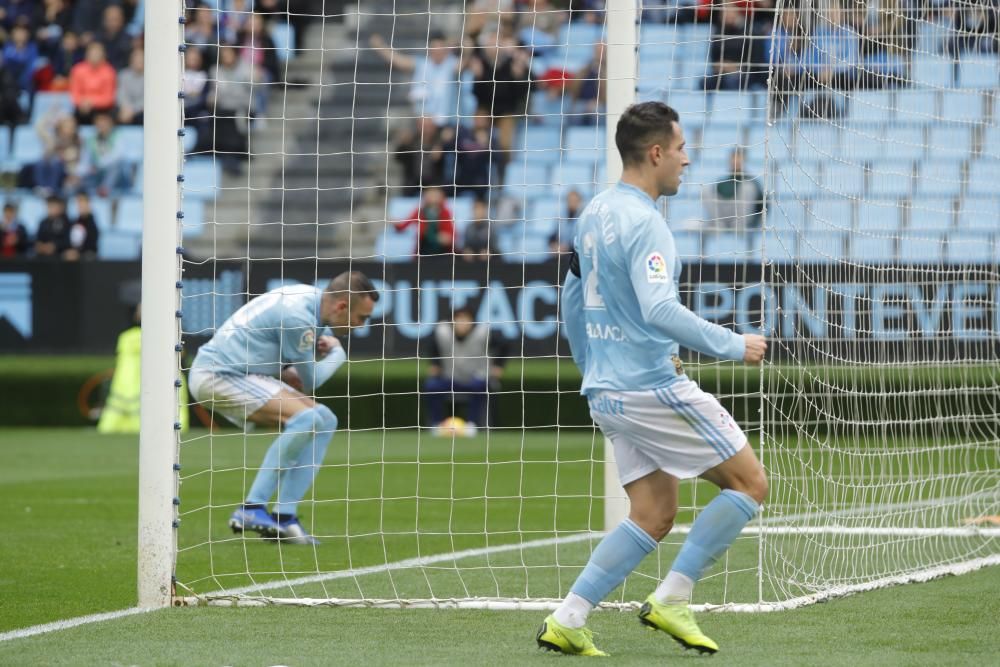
top-left (628, 217), bottom-right (750, 362)
top-left (561, 249), bottom-right (588, 373)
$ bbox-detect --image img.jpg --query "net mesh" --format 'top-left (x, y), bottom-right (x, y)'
top-left (172, 0), bottom-right (999, 609)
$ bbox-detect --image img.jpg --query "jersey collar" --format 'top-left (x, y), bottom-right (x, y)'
top-left (614, 181), bottom-right (657, 209)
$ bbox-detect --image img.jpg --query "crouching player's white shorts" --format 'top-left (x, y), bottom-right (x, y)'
top-left (189, 369), bottom-right (291, 426)
top-left (588, 377), bottom-right (746, 485)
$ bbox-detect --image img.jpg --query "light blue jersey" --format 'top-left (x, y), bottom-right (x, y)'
top-left (192, 284), bottom-right (336, 391)
top-left (562, 182), bottom-right (745, 394)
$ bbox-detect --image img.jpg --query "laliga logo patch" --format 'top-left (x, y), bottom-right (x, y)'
top-left (298, 329), bottom-right (316, 353)
top-left (646, 252), bottom-right (668, 283)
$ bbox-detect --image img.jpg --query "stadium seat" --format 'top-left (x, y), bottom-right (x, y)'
top-left (797, 231), bottom-right (846, 262)
top-left (810, 199), bottom-right (854, 231)
top-left (930, 124), bottom-right (973, 164)
top-left (662, 90), bottom-right (708, 122)
top-left (504, 160), bottom-right (551, 199)
top-left (940, 90), bottom-right (985, 124)
top-left (848, 233), bottom-right (895, 263)
top-left (894, 90), bottom-right (939, 124)
top-left (270, 22), bottom-right (296, 61)
top-left (116, 126), bottom-right (144, 164)
top-left (966, 160), bottom-right (999, 197)
top-left (30, 92), bottom-right (74, 125)
top-left (673, 230), bottom-right (701, 259)
top-left (907, 198), bottom-right (955, 232)
top-left (11, 125), bottom-right (43, 166)
top-left (847, 90), bottom-right (894, 124)
top-left (449, 196), bottom-right (475, 236)
top-left (916, 161), bottom-right (963, 197)
top-left (958, 57), bottom-right (998, 89)
top-left (946, 231), bottom-right (995, 264)
top-left (387, 196), bottom-right (420, 222)
top-left (67, 195), bottom-right (114, 231)
top-left (12, 195), bottom-right (47, 235)
top-left (99, 231), bottom-right (142, 260)
top-left (704, 233), bottom-right (757, 263)
top-left (181, 198), bottom-right (205, 238)
top-left (666, 196), bottom-right (703, 229)
top-left (517, 125), bottom-right (563, 153)
top-left (116, 197), bottom-right (144, 233)
top-left (840, 125), bottom-right (886, 163)
top-left (856, 200), bottom-right (903, 233)
top-left (0, 128), bottom-right (8, 165)
top-left (375, 226), bottom-right (415, 263)
top-left (957, 196), bottom-right (1000, 230)
top-left (898, 234), bottom-right (944, 264)
top-left (774, 161), bottom-right (822, 199)
top-left (640, 23), bottom-right (680, 47)
top-left (639, 50), bottom-right (677, 90)
top-left (867, 165), bottom-right (914, 198)
top-left (709, 91), bottom-right (762, 127)
top-left (183, 158), bottom-right (221, 198)
top-left (823, 162), bottom-right (865, 198)
top-left (551, 163), bottom-right (598, 193)
top-left (910, 54), bottom-right (956, 88)
top-left (796, 123), bottom-right (842, 161)
top-left (766, 197), bottom-right (809, 232)
top-left (882, 125), bottom-right (926, 161)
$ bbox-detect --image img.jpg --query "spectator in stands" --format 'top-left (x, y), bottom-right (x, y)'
top-left (37, 0), bottom-right (73, 50)
top-left (80, 111), bottom-right (132, 196)
top-left (70, 41), bottom-right (117, 124)
top-left (40, 29), bottom-right (84, 92)
top-left (0, 0), bottom-right (43, 32)
top-left (182, 47), bottom-right (209, 119)
top-left (703, 3), bottom-right (766, 91)
top-left (807, 3), bottom-right (860, 90)
top-left (65, 192), bottom-right (100, 260)
top-left (240, 12), bottom-right (280, 85)
top-left (445, 114), bottom-right (499, 200)
top-left (462, 199), bottom-right (494, 262)
top-left (369, 31), bottom-right (461, 127)
top-left (548, 189), bottom-right (583, 254)
top-left (701, 148), bottom-right (764, 232)
top-left (33, 112), bottom-right (82, 195)
top-left (941, 2), bottom-right (999, 57)
top-left (0, 202), bottom-right (30, 258)
top-left (858, 3), bottom-right (908, 89)
top-left (393, 116), bottom-right (448, 195)
top-left (116, 47), bottom-right (144, 125)
top-left (3, 23), bottom-right (39, 93)
top-left (393, 186), bottom-right (456, 256)
top-left (469, 37), bottom-right (532, 157)
top-left (569, 42), bottom-right (605, 126)
top-left (424, 307), bottom-right (508, 435)
top-left (185, 5), bottom-right (218, 51)
top-left (98, 4), bottom-right (133, 71)
top-left (204, 44), bottom-right (253, 173)
top-left (769, 6), bottom-right (806, 93)
top-left (0, 52), bottom-right (26, 132)
top-left (34, 195), bottom-right (72, 258)
top-left (71, 0), bottom-right (112, 42)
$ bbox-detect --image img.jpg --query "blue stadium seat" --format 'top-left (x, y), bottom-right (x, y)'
top-left (117, 126), bottom-right (144, 164)
top-left (116, 197), bottom-right (144, 233)
top-left (797, 231), bottom-right (845, 262)
top-left (551, 163), bottom-right (597, 192)
top-left (11, 195), bottom-right (47, 235)
top-left (856, 200), bottom-right (903, 233)
top-left (640, 23), bottom-right (681, 47)
top-left (810, 199), bottom-right (854, 231)
top-left (916, 161), bottom-right (963, 197)
top-left (898, 234), bottom-right (944, 264)
top-left (907, 198), bottom-right (954, 232)
top-left (30, 92), bottom-right (74, 125)
top-left (946, 231), bottom-right (995, 263)
top-left (761, 230), bottom-right (795, 262)
top-left (564, 125), bottom-right (605, 150)
top-left (910, 54), bottom-right (956, 88)
top-left (709, 91), bottom-right (762, 127)
top-left (867, 165), bottom-right (914, 198)
top-left (387, 196), bottom-right (420, 222)
top-left (847, 91), bottom-right (894, 124)
top-left (882, 125), bottom-right (926, 161)
top-left (639, 50), bottom-right (677, 90)
top-left (183, 126), bottom-right (199, 154)
top-left (662, 90), bottom-right (708, 122)
top-left (183, 158), bottom-right (220, 199)
top-left (504, 160), bottom-right (551, 199)
top-left (840, 125), bottom-right (886, 162)
top-left (930, 124), bottom-right (973, 163)
top-left (517, 125), bottom-right (563, 152)
top-left (849, 233), bottom-right (895, 263)
top-left (966, 160), bottom-right (999, 197)
top-left (894, 90), bottom-right (940, 124)
top-left (673, 230), bottom-right (701, 259)
top-left (375, 226), bottom-right (415, 263)
top-left (766, 197), bottom-right (808, 232)
top-left (774, 162), bottom-right (822, 199)
top-left (67, 196), bottom-right (114, 231)
top-left (698, 122), bottom-right (745, 154)
top-left (704, 233), bottom-right (757, 263)
top-left (796, 124), bottom-right (842, 161)
top-left (958, 57), bottom-right (998, 89)
top-left (270, 22), bottom-right (296, 61)
top-left (99, 231), bottom-right (142, 260)
top-left (181, 198), bottom-right (205, 238)
top-left (526, 198), bottom-right (563, 225)
top-left (11, 125), bottom-right (43, 166)
top-left (823, 162), bottom-right (865, 197)
top-left (450, 196), bottom-right (475, 236)
top-left (941, 90), bottom-right (985, 124)
top-left (957, 196), bottom-right (1000, 230)
top-left (0, 129), bottom-right (8, 164)
top-left (666, 196), bottom-right (703, 228)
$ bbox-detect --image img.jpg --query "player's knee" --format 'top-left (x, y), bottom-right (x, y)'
top-left (746, 463), bottom-right (768, 505)
top-left (630, 507), bottom-right (675, 541)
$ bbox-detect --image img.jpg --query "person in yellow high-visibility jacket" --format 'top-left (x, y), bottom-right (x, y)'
top-left (97, 305), bottom-right (189, 433)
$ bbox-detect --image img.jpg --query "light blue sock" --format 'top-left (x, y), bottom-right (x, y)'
top-left (245, 405), bottom-right (336, 510)
top-left (669, 489), bottom-right (759, 582)
top-left (273, 411), bottom-right (337, 515)
top-left (569, 518), bottom-right (658, 605)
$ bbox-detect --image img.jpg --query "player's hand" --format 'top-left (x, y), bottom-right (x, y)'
top-left (742, 334), bottom-right (767, 365)
top-left (281, 366), bottom-right (304, 392)
top-left (316, 335), bottom-right (341, 358)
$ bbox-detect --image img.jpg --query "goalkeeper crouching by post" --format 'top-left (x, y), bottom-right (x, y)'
top-left (535, 102), bottom-right (768, 656)
top-left (189, 271), bottom-right (378, 545)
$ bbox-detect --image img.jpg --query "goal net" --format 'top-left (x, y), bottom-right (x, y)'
top-left (156, 0), bottom-right (999, 611)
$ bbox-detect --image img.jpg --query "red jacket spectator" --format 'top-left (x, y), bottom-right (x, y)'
top-left (393, 188), bottom-right (456, 255)
top-left (69, 42), bottom-right (116, 116)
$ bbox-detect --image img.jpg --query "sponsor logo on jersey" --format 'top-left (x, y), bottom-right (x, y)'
top-left (646, 252), bottom-right (668, 283)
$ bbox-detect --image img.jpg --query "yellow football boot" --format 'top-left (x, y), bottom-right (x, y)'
top-left (638, 594), bottom-right (719, 654)
top-left (536, 614), bottom-right (608, 657)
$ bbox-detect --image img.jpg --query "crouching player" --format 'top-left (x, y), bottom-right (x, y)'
top-left (189, 271), bottom-right (378, 544)
top-left (536, 102), bottom-right (768, 655)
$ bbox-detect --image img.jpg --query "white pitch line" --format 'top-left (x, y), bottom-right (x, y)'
top-left (0, 607), bottom-right (155, 643)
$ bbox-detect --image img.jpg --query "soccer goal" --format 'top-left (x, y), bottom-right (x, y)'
top-left (139, 0), bottom-right (999, 612)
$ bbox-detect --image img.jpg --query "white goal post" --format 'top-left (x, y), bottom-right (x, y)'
top-left (139, 0), bottom-right (1000, 612)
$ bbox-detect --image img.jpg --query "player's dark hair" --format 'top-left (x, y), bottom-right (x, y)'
top-left (326, 271), bottom-right (379, 303)
top-left (615, 101), bottom-right (680, 168)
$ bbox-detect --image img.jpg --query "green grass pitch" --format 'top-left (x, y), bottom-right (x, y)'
top-left (0, 428), bottom-right (997, 666)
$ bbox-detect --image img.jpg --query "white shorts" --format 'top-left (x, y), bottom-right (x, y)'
top-left (188, 369), bottom-right (289, 426)
top-left (588, 378), bottom-right (746, 485)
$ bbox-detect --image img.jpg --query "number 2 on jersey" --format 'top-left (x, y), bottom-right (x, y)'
top-left (581, 232), bottom-right (605, 310)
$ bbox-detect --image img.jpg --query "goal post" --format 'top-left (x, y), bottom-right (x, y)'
top-left (138, 0), bottom-right (184, 609)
